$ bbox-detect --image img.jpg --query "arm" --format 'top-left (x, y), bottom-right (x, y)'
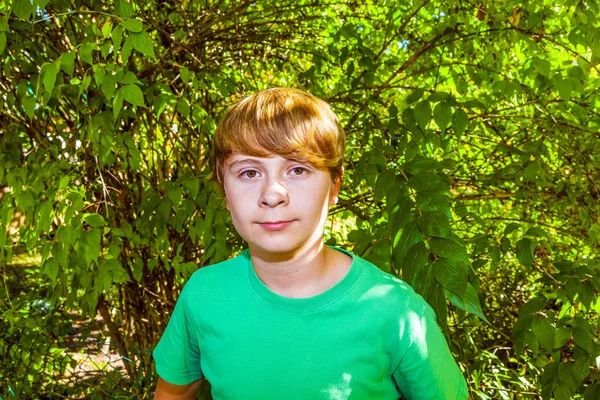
top-left (154, 282), bottom-right (204, 396)
top-left (392, 301), bottom-right (469, 399)
top-left (154, 378), bottom-right (202, 400)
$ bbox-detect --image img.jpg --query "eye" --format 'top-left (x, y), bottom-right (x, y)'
top-left (290, 167), bottom-right (308, 176)
top-left (240, 170), bottom-right (260, 179)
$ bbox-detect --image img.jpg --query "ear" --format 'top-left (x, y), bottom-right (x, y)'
top-left (223, 186), bottom-right (230, 211)
top-left (329, 169), bottom-right (344, 205)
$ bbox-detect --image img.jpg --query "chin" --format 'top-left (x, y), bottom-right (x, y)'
top-left (251, 243), bottom-right (301, 256)
top-left (249, 236), bottom-right (323, 258)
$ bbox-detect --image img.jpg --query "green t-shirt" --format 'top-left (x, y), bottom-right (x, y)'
top-left (153, 247), bottom-right (468, 399)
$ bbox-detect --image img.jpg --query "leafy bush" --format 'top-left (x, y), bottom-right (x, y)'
top-left (1, 0), bottom-right (599, 397)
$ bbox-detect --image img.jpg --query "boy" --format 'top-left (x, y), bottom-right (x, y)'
top-left (153, 88), bottom-right (468, 399)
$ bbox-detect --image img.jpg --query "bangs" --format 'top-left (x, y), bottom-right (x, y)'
top-left (216, 100), bottom-right (341, 167)
top-left (213, 88), bottom-right (345, 185)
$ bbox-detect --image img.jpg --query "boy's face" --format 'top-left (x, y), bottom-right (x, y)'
top-left (222, 153), bottom-right (340, 259)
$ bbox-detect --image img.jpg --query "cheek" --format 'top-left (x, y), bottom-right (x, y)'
top-left (294, 186), bottom-right (331, 213)
top-left (227, 204), bottom-right (247, 235)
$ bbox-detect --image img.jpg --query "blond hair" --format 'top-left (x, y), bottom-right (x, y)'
top-left (211, 88), bottom-right (345, 189)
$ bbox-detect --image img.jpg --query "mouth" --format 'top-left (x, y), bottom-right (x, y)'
top-left (257, 221), bottom-right (294, 231)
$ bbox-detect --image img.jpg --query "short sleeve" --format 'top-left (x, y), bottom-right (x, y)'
top-left (392, 300), bottom-right (468, 400)
top-left (153, 284), bottom-right (203, 385)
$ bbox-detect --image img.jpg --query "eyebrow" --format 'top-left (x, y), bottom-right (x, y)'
top-left (228, 158), bottom-right (263, 170)
top-left (227, 157), bottom-right (311, 171)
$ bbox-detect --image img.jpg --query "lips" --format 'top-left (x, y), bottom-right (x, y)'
top-left (258, 221), bottom-right (293, 231)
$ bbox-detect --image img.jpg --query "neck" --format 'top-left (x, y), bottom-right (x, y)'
top-left (249, 240), bottom-right (340, 298)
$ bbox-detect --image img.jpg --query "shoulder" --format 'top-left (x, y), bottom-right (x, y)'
top-left (182, 250), bottom-right (250, 295)
top-left (352, 255), bottom-right (431, 316)
top-left (352, 256), bottom-right (444, 350)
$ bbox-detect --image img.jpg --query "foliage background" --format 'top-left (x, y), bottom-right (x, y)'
top-left (1, 0), bottom-right (599, 398)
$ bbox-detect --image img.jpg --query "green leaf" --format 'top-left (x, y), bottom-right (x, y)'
top-left (0, 15), bottom-right (8, 31)
top-left (121, 36), bottom-right (133, 63)
top-left (406, 88), bottom-right (424, 104)
top-left (429, 237), bottom-right (469, 264)
top-left (154, 198), bottom-right (172, 236)
top-left (101, 73), bottom-right (117, 100)
top-left (554, 386), bottom-right (571, 400)
top-left (568, 66), bottom-right (585, 80)
top-left (84, 213), bottom-right (106, 227)
top-left (524, 160), bottom-right (540, 180)
top-left (402, 158), bottom-right (441, 175)
top-left (541, 362), bottom-right (559, 388)
top-left (407, 172), bottom-right (448, 192)
top-left (119, 84), bottom-right (145, 107)
top-left (132, 255), bottom-right (144, 282)
top-left (116, 71), bottom-right (140, 84)
top-left (0, 226), bottom-right (6, 251)
top-left (427, 281), bottom-right (448, 334)
top-left (573, 356), bottom-right (590, 384)
top-left (79, 42), bottom-right (97, 65)
top-left (572, 327), bottom-right (592, 353)
top-left (51, 241), bottom-right (68, 266)
top-left (533, 56), bottom-right (551, 78)
top-left (94, 66), bottom-right (106, 87)
top-left (447, 283), bottom-right (488, 322)
top-left (43, 258), bottom-right (59, 286)
top-left (393, 221), bottom-right (423, 266)
top-left (22, 95), bottom-right (36, 119)
top-left (115, 0), bottom-right (135, 18)
top-left (166, 184), bottom-right (183, 206)
top-left (577, 281), bottom-right (595, 309)
top-left (558, 362), bottom-right (578, 395)
top-left (433, 102), bottom-right (452, 132)
top-left (180, 67), bottom-right (190, 84)
top-left (101, 18), bottom-right (113, 38)
top-left (415, 190), bottom-right (450, 217)
top-left (532, 316), bottom-right (554, 353)
top-left (427, 92), bottom-right (451, 102)
top-left (112, 25), bottom-right (124, 51)
top-left (554, 327), bottom-right (571, 348)
top-left (113, 89), bottom-right (124, 120)
top-left (33, 0), bottom-right (49, 7)
top-left (413, 264), bottom-right (447, 333)
top-left (585, 384), bottom-right (600, 400)
top-left (389, 196), bottom-right (413, 235)
top-left (499, 235), bottom-right (512, 254)
top-left (13, 0), bottom-right (35, 20)
top-left (504, 222), bottom-right (521, 236)
top-left (401, 241), bottom-right (427, 284)
top-left (0, 32), bottom-right (6, 55)
top-left (553, 76), bottom-right (572, 101)
top-left (40, 62), bottom-right (60, 96)
top-left (60, 51), bottom-right (76, 75)
top-left (526, 330), bottom-right (540, 358)
top-left (414, 100), bottom-right (431, 131)
top-left (131, 32), bottom-right (155, 58)
top-left (183, 177), bottom-right (201, 199)
top-left (525, 227), bottom-right (547, 238)
top-left (401, 108), bottom-right (419, 134)
top-left (519, 296), bottom-right (547, 317)
top-left (417, 210), bottom-right (451, 238)
top-left (120, 19), bottom-right (143, 33)
top-left (488, 245), bottom-right (500, 263)
top-left (433, 257), bottom-right (467, 299)
top-left (515, 238), bottom-right (534, 268)
top-left (83, 228), bottom-right (102, 265)
top-left (177, 98), bottom-right (191, 118)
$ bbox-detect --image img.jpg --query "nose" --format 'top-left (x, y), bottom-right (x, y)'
top-left (259, 179), bottom-right (289, 208)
